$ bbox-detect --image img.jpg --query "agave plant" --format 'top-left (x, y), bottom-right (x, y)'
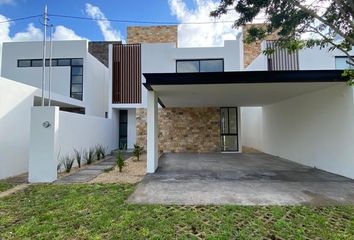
top-left (84, 148), bottom-right (95, 164)
top-left (62, 155), bottom-right (74, 173)
top-left (73, 148), bottom-right (82, 168)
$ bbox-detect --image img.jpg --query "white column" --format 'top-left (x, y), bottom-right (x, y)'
top-left (29, 106), bottom-right (59, 183)
top-left (147, 91), bottom-right (159, 173)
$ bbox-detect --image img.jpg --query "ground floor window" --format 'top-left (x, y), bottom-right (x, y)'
top-left (220, 107), bottom-right (238, 151)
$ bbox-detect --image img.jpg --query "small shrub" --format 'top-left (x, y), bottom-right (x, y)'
top-left (95, 146), bottom-right (101, 161)
top-left (57, 162), bottom-right (62, 172)
top-left (62, 156), bottom-right (74, 173)
top-left (95, 145), bottom-right (106, 160)
top-left (133, 144), bottom-right (144, 161)
top-left (84, 148), bottom-right (95, 165)
top-left (115, 151), bottom-right (125, 172)
top-left (73, 148), bottom-right (82, 168)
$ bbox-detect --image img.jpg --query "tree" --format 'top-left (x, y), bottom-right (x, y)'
top-left (211, 0), bottom-right (354, 69)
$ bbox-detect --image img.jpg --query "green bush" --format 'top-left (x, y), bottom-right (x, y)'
top-left (115, 151), bottom-right (125, 172)
top-left (84, 148), bottom-right (95, 165)
top-left (133, 144), bottom-right (144, 161)
top-left (73, 148), bottom-right (82, 168)
top-left (95, 145), bottom-right (106, 160)
top-left (62, 156), bottom-right (74, 173)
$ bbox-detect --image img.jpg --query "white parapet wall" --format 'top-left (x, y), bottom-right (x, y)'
top-left (0, 77), bottom-right (37, 179)
top-left (261, 83), bottom-right (354, 179)
top-left (29, 106), bottom-right (118, 183)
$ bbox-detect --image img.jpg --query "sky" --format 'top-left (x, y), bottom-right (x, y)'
top-left (0, 0), bottom-right (240, 47)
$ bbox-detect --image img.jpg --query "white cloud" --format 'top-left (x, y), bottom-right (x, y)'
top-left (169, 0), bottom-right (240, 47)
top-left (12, 23), bottom-right (43, 41)
top-left (85, 3), bottom-right (123, 41)
top-left (0, 0), bottom-right (15, 5)
top-left (52, 25), bottom-right (86, 40)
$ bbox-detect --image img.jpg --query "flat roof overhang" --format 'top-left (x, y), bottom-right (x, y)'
top-left (143, 70), bottom-right (347, 107)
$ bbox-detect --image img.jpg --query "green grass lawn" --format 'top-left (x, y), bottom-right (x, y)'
top-left (0, 182), bottom-right (15, 193)
top-left (0, 184), bottom-right (353, 239)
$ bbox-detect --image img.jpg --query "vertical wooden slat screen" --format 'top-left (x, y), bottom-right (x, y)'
top-left (266, 41), bottom-right (299, 71)
top-left (112, 44), bottom-right (141, 103)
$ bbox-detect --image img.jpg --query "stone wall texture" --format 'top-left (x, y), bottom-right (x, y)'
top-left (88, 41), bottom-right (121, 67)
top-left (136, 108), bottom-right (220, 153)
top-left (127, 26), bottom-right (178, 45)
top-left (242, 24), bottom-right (278, 68)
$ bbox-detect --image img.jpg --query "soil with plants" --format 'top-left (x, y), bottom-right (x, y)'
top-left (90, 154), bottom-right (146, 184)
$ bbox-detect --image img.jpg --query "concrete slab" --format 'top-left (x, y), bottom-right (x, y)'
top-left (128, 153), bottom-right (354, 205)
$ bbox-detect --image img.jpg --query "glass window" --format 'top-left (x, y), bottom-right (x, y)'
top-left (335, 57), bottom-right (354, 69)
top-left (71, 58), bottom-right (83, 66)
top-left (71, 75), bottom-right (83, 84)
top-left (71, 84), bottom-right (83, 93)
top-left (71, 92), bottom-right (83, 100)
top-left (176, 60), bottom-right (199, 73)
top-left (71, 66), bottom-right (83, 76)
top-left (221, 135), bottom-right (238, 151)
top-left (58, 59), bottom-right (71, 66)
top-left (45, 59), bottom-right (58, 67)
top-left (31, 59), bottom-right (43, 67)
top-left (200, 59), bottom-right (223, 72)
top-left (18, 60), bottom-right (31, 67)
top-left (220, 108), bottom-right (229, 134)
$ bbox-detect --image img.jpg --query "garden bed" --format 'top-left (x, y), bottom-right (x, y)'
top-left (90, 154), bottom-right (146, 184)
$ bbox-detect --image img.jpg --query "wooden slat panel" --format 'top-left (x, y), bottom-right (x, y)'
top-left (266, 41), bottom-right (299, 71)
top-left (112, 44), bottom-right (141, 104)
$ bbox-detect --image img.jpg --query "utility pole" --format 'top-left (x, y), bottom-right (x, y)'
top-left (41, 5), bottom-right (48, 106)
top-left (48, 24), bottom-right (53, 106)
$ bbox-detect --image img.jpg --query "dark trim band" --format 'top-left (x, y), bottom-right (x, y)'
top-left (143, 70), bottom-right (347, 90)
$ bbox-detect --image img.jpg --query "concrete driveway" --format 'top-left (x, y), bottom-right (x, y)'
top-left (128, 153), bottom-right (354, 205)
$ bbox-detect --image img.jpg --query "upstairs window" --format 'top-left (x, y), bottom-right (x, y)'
top-left (335, 57), bottom-right (354, 69)
top-left (176, 59), bottom-right (224, 73)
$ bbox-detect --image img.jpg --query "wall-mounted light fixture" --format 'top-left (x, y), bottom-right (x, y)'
top-left (42, 121), bottom-right (51, 128)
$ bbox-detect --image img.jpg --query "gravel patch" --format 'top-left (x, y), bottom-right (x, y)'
top-left (90, 155), bottom-right (146, 184)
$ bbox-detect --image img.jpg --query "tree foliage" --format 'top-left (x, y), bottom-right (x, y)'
top-left (211, 0), bottom-right (354, 65)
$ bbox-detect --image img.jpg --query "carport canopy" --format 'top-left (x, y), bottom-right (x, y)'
top-left (143, 70), bottom-right (347, 173)
top-left (143, 70), bottom-right (346, 107)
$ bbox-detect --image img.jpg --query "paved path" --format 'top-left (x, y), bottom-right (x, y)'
top-left (128, 153), bottom-right (354, 205)
top-left (56, 153), bottom-right (132, 183)
top-left (56, 156), bottom-right (116, 183)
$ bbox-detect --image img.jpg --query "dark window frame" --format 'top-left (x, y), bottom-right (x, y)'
top-left (176, 59), bottom-right (224, 73)
top-left (220, 107), bottom-right (239, 152)
top-left (17, 58), bottom-right (84, 101)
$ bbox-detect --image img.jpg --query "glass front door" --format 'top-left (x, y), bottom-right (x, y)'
top-left (220, 107), bottom-right (238, 151)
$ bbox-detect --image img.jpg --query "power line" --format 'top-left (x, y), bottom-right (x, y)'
top-left (48, 13), bottom-right (236, 25)
top-left (0, 14), bottom-right (42, 24)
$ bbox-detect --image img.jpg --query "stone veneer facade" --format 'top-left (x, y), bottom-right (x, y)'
top-left (136, 108), bottom-right (220, 153)
top-left (128, 25), bottom-right (223, 153)
top-left (242, 24), bottom-right (278, 68)
top-left (127, 26), bottom-right (178, 45)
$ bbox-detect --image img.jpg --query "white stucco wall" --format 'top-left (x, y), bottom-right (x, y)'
top-left (1, 40), bottom-right (109, 117)
top-left (0, 77), bottom-right (36, 179)
top-left (84, 53), bottom-right (109, 117)
top-left (261, 84), bottom-right (354, 179)
top-left (241, 107), bottom-right (263, 150)
top-left (56, 110), bottom-right (118, 168)
top-left (1, 41), bottom-right (87, 98)
top-left (127, 109), bottom-right (137, 149)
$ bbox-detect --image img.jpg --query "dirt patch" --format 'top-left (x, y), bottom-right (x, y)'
top-left (90, 155), bottom-right (146, 184)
